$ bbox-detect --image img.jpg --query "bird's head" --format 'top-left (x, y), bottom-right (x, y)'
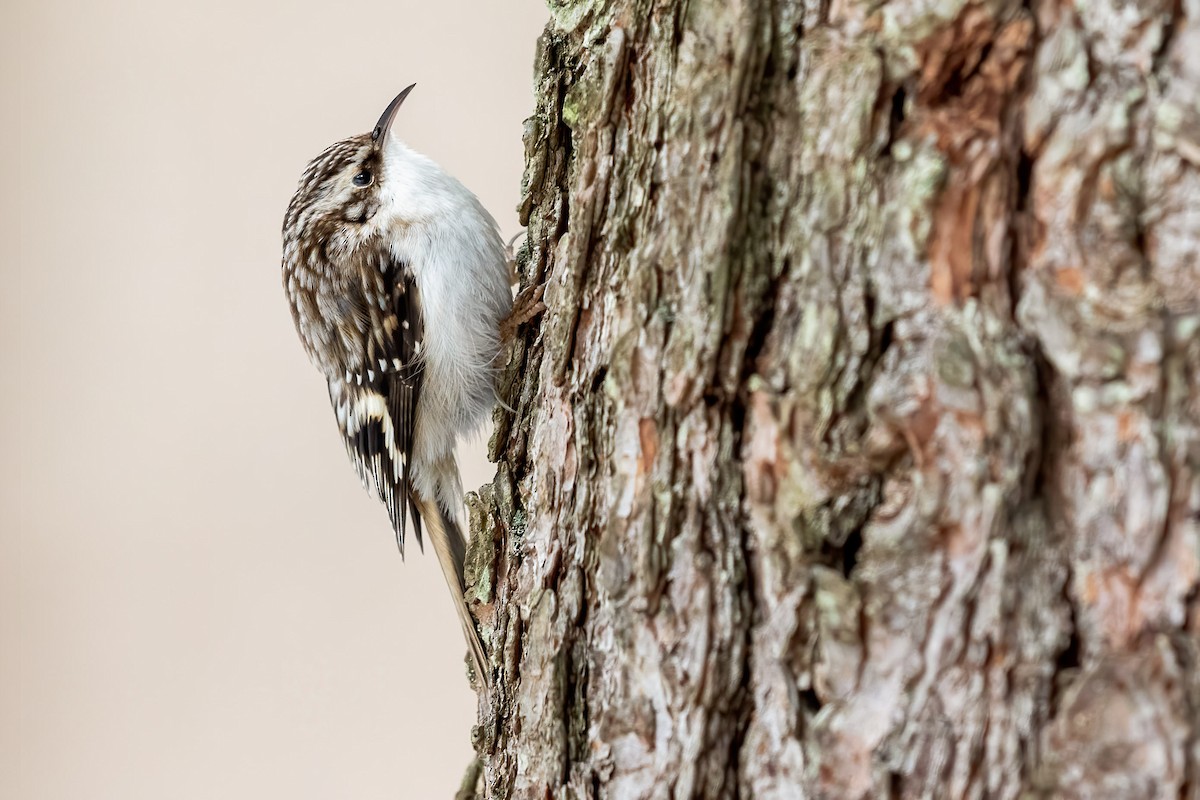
top-left (282, 84), bottom-right (416, 263)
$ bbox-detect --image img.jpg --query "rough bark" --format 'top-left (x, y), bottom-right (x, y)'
top-left (464, 0), bottom-right (1200, 798)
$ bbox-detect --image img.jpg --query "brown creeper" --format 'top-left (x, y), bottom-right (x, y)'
top-left (281, 86), bottom-right (512, 690)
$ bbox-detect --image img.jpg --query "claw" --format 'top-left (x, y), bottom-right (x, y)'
top-left (504, 230), bottom-right (527, 285)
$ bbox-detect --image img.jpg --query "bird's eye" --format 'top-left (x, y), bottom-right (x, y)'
top-left (352, 169), bottom-right (373, 187)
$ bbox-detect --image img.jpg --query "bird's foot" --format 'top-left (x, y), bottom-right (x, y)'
top-left (500, 283), bottom-right (546, 344)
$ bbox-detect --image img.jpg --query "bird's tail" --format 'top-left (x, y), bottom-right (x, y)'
top-left (411, 490), bottom-right (491, 695)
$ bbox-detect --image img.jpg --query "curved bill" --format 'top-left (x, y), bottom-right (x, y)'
top-left (371, 83), bottom-right (416, 145)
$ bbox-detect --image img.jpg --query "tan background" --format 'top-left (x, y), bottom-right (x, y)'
top-left (1, 1), bottom-right (547, 797)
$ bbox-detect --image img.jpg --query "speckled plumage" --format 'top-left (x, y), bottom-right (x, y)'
top-left (281, 90), bottom-right (510, 690)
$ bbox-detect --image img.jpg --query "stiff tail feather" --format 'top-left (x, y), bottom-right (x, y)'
top-left (411, 493), bottom-right (491, 694)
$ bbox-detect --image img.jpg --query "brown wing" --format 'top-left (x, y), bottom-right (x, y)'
top-left (327, 256), bottom-right (425, 555)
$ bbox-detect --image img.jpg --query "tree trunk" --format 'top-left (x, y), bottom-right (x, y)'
top-left (465, 0), bottom-right (1200, 797)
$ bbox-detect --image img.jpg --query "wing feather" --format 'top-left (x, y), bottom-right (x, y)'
top-left (326, 255), bottom-right (425, 555)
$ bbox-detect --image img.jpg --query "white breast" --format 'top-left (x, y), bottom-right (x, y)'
top-left (374, 139), bottom-right (512, 478)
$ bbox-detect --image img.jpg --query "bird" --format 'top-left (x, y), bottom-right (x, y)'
top-left (280, 85), bottom-right (520, 692)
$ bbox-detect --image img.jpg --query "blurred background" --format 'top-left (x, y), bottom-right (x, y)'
top-left (2, 1), bottom-right (547, 797)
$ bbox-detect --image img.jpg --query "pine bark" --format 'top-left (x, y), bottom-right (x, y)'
top-left (465, 0), bottom-right (1200, 797)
